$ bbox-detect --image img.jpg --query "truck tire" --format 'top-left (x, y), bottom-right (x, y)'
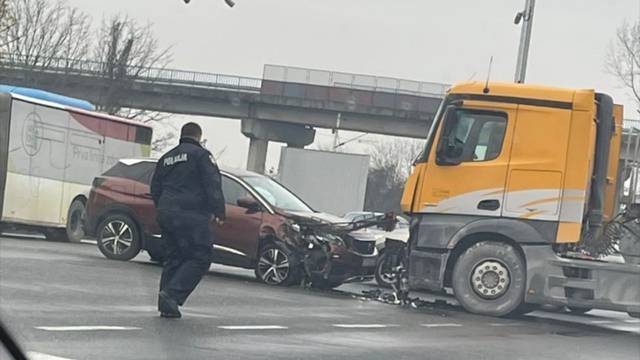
top-left (65, 198), bottom-right (86, 243)
top-left (452, 241), bottom-right (526, 317)
top-left (96, 214), bottom-right (142, 261)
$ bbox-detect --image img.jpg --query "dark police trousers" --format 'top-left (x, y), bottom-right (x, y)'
top-left (157, 209), bottom-right (213, 305)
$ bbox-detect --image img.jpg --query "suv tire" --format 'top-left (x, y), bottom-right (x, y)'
top-left (255, 242), bottom-right (300, 286)
top-left (96, 214), bottom-right (142, 261)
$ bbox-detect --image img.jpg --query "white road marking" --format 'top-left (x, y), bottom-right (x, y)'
top-left (489, 323), bottom-right (523, 327)
top-left (332, 324), bottom-right (394, 328)
top-left (1, 232), bottom-right (45, 239)
top-left (181, 311), bottom-right (218, 319)
top-left (624, 319), bottom-right (640, 323)
top-left (26, 352), bottom-right (75, 360)
top-left (217, 325), bottom-right (288, 330)
top-left (36, 326), bottom-right (141, 331)
top-left (589, 320), bottom-right (614, 324)
top-left (421, 323), bottom-right (463, 328)
top-left (80, 239), bottom-right (97, 245)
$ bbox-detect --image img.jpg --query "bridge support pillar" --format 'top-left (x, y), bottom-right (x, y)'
top-left (247, 138), bottom-right (269, 174)
top-left (241, 118), bottom-right (315, 173)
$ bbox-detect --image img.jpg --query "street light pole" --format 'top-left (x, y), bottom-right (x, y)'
top-left (514, 0), bottom-right (536, 83)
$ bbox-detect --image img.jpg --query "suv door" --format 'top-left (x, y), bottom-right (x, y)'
top-left (213, 175), bottom-right (263, 268)
top-left (130, 161), bottom-right (161, 235)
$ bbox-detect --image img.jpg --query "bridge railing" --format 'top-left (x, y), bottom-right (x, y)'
top-left (0, 53), bottom-right (263, 92)
top-left (263, 64), bottom-right (449, 97)
top-left (624, 119), bottom-right (640, 130)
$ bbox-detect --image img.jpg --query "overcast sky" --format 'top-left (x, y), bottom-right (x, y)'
top-left (67, 0), bottom-right (640, 169)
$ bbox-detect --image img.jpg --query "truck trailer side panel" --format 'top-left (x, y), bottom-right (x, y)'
top-left (278, 148), bottom-right (369, 216)
top-left (0, 94), bottom-right (10, 222)
top-left (1, 95), bottom-right (151, 228)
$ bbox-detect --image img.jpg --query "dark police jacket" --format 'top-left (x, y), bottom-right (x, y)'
top-left (150, 137), bottom-right (226, 220)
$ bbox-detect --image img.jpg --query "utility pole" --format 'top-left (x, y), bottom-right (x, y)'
top-left (332, 113), bottom-right (342, 151)
top-left (514, 0), bottom-right (536, 83)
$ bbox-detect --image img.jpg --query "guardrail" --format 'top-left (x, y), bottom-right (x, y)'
top-left (624, 119), bottom-right (640, 130)
top-left (264, 64), bottom-right (449, 97)
top-left (0, 53), bottom-right (263, 92)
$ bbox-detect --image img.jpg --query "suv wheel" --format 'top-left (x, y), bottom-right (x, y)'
top-left (375, 250), bottom-right (405, 288)
top-left (96, 214), bottom-right (142, 261)
top-left (65, 199), bottom-right (86, 243)
top-left (255, 243), bottom-right (300, 286)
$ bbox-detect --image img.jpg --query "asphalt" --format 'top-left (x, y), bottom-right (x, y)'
top-left (0, 234), bottom-right (638, 360)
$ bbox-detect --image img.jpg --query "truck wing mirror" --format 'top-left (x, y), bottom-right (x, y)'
top-left (436, 107), bottom-right (462, 166)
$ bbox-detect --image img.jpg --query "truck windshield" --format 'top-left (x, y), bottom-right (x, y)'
top-left (242, 175), bottom-right (313, 212)
top-left (416, 96), bottom-right (448, 163)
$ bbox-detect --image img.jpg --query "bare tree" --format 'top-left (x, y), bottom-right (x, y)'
top-left (151, 132), bottom-right (176, 153)
top-left (607, 21), bottom-right (640, 112)
top-left (0, 0), bottom-right (14, 44)
top-left (0, 0), bottom-right (91, 69)
top-left (364, 138), bottom-right (424, 213)
top-left (93, 15), bottom-right (172, 123)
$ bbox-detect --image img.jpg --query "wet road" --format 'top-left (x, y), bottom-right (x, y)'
top-left (0, 235), bottom-right (638, 360)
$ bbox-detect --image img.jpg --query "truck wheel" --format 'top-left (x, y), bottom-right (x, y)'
top-left (255, 243), bottom-right (300, 286)
top-left (452, 241), bottom-right (526, 317)
top-left (65, 199), bottom-right (86, 243)
top-left (96, 214), bottom-right (142, 261)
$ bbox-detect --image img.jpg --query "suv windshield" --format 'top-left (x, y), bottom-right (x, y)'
top-left (242, 175), bottom-right (312, 212)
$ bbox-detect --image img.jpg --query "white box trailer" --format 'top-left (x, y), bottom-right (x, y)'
top-left (277, 148), bottom-right (369, 216)
top-left (0, 93), bottom-right (152, 241)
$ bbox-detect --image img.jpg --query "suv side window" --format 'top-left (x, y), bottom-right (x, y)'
top-left (103, 161), bottom-right (156, 184)
top-left (221, 176), bottom-right (252, 205)
top-left (438, 109), bottom-right (507, 163)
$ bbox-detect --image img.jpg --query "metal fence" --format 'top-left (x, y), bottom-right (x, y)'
top-left (263, 64), bottom-right (449, 97)
top-left (0, 53), bottom-right (263, 92)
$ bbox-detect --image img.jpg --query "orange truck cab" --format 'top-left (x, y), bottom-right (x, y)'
top-left (402, 81), bottom-right (640, 317)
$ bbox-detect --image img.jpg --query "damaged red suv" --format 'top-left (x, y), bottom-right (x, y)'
top-left (85, 158), bottom-right (378, 288)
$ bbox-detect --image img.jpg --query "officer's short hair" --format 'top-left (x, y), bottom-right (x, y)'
top-left (181, 122), bottom-right (202, 139)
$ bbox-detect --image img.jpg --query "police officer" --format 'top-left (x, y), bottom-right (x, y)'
top-left (150, 122), bottom-right (225, 318)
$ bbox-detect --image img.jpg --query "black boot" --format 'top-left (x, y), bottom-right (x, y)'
top-left (158, 291), bottom-right (181, 318)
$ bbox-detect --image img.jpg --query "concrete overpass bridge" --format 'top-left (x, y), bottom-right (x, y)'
top-left (0, 54), bottom-right (446, 172)
top-left (0, 54), bottom-right (637, 174)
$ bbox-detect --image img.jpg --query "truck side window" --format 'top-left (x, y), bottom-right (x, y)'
top-left (474, 120), bottom-right (507, 161)
top-left (439, 109), bottom-right (507, 163)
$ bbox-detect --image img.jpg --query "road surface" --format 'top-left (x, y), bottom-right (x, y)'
top-left (0, 235), bottom-right (638, 360)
